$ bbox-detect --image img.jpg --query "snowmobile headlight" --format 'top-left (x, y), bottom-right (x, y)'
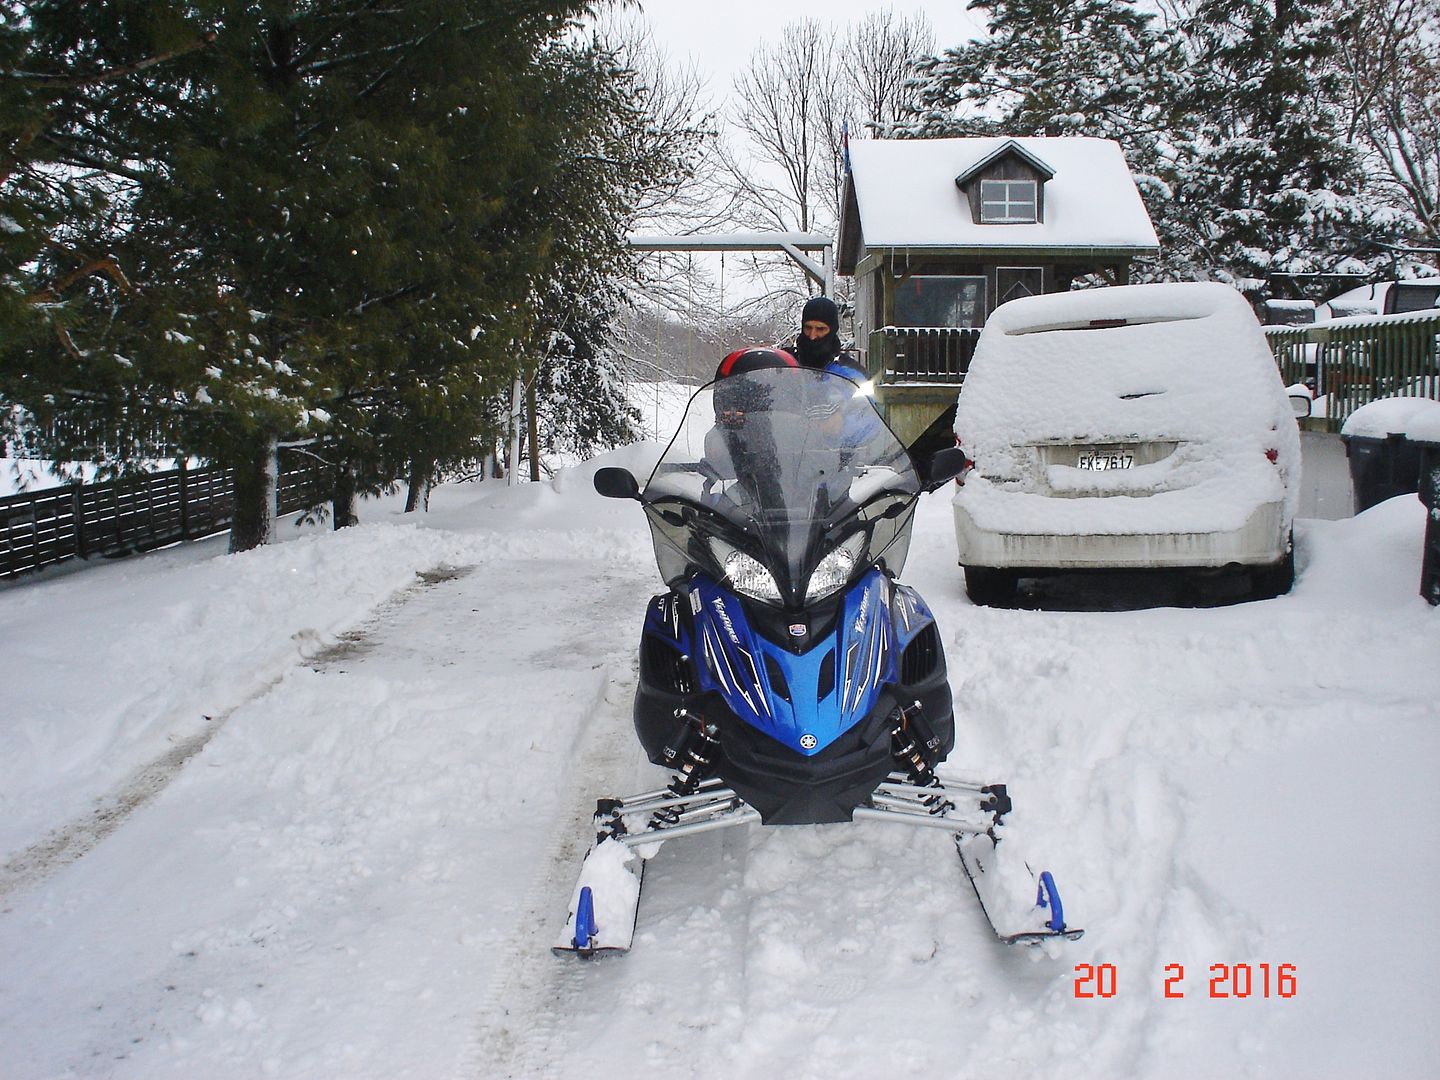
top-left (806, 534), bottom-right (865, 603)
top-left (722, 548), bottom-right (782, 604)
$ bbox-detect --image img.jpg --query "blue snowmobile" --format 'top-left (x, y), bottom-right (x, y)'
top-left (556, 353), bottom-right (1080, 954)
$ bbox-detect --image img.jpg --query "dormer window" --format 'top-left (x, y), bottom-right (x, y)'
top-left (955, 141), bottom-right (1054, 226)
top-left (980, 179), bottom-right (1037, 223)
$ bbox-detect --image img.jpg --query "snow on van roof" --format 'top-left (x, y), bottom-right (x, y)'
top-left (846, 137), bottom-right (1159, 251)
top-left (953, 283), bottom-right (1300, 534)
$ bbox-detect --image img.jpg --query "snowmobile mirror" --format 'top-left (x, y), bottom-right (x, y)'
top-left (593, 466), bottom-right (641, 500)
top-left (923, 447), bottom-right (970, 491)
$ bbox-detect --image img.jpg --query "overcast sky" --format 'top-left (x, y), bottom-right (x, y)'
top-left (633, 0), bottom-right (984, 104)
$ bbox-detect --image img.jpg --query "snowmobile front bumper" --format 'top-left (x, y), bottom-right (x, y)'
top-left (635, 683), bottom-right (954, 826)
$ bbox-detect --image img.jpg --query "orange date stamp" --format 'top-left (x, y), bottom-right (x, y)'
top-left (1073, 963), bottom-right (1298, 999)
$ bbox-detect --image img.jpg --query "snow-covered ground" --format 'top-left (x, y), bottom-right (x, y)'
top-left (1, 395), bottom-right (1437, 1078)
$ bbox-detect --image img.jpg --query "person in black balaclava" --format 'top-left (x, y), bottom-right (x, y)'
top-left (792, 295), bottom-right (846, 370)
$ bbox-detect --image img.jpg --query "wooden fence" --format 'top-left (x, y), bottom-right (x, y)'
top-left (869, 326), bottom-right (982, 384)
top-left (1265, 311), bottom-right (1440, 430)
top-left (1, 453), bottom-right (330, 580)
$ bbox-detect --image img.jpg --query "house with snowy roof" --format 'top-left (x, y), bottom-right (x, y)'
top-left (837, 136), bottom-right (1160, 443)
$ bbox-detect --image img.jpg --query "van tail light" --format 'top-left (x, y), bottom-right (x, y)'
top-left (1265, 447), bottom-right (1279, 463)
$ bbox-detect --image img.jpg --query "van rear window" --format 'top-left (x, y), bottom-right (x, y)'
top-left (1389, 285), bottom-right (1440, 314)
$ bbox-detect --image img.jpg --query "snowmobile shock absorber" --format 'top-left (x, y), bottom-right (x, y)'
top-left (657, 709), bottom-right (720, 816)
top-left (890, 700), bottom-right (942, 786)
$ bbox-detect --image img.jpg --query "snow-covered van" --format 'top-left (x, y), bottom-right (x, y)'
top-left (1319, 280), bottom-right (1440, 321)
top-left (951, 282), bottom-right (1302, 605)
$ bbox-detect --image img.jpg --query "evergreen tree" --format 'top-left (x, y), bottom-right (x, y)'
top-left (1163, 0), bottom-right (1401, 285)
top-left (124, 1), bottom-right (600, 547)
top-left (4, 2), bottom-right (691, 548)
top-left (889, 0), bottom-right (1407, 286)
top-left (1, 2), bottom-right (216, 465)
top-left (529, 276), bottom-right (644, 470)
top-left (894, 0), bottom-right (1182, 145)
top-left (504, 30), bottom-right (700, 482)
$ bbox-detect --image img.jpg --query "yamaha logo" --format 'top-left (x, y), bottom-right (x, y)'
top-left (799, 733), bottom-right (818, 750)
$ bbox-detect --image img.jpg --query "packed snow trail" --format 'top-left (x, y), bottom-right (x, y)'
top-left (0, 533), bottom-right (656, 1079)
top-left (0, 522), bottom-right (499, 865)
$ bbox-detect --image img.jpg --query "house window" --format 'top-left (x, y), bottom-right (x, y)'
top-left (893, 276), bottom-right (986, 328)
top-left (979, 179), bottom-right (1037, 223)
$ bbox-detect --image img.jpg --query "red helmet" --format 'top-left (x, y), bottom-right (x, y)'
top-left (714, 346), bottom-right (798, 380)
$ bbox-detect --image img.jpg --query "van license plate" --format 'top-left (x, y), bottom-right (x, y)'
top-left (1077, 449), bottom-right (1134, 470)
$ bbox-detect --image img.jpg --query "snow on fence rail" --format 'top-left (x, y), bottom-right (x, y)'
top-left (0, 454), bottom-right (328, 579)
top-left (1266, 311), bottom-right (1440, 429)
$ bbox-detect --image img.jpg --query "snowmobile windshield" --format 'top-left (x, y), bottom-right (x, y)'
top-left (641, 368), bottom-right (922, 607)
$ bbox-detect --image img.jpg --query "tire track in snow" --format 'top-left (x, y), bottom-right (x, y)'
top-left (465, 641), bottom-right (652, 1078)
top-left (0, 711), bottom-right (230, 902)
top-left (0, 565), bottom-right (471, 903)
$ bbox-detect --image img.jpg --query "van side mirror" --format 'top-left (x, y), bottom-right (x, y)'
top-left (924, 446), bottom-right (971, 491)
top-left (593, 466), bottom-right (641, 500)
top-left (1289, 392), bottom-right (1312, 419)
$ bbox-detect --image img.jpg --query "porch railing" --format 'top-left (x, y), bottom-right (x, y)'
top-left (1265, 311), bottom-right (1440, 430)
top-left (868, 326), bottom-right (982, 384)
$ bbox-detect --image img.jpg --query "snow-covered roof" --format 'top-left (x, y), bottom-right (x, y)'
top-left (843, 136), bottom-right (1159, 256)
top-left (953, 139), bottom-right (1056, 186)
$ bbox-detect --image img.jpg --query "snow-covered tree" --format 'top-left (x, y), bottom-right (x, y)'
top-left (889, 0), bottom-right (1191, 284)
top-left (889, 0), bottom-right (1412, 286)
top-left (1331, 0), bottom-right (1440, 253)
top-left (894, 0), bottom-right (1182, 145)
top-left (3, 2), bottom-right (699, 546)
top-left (1161, 0), bottom-right (1404, 286)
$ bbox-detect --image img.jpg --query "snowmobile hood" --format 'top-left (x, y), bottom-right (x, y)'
top-left (685, 570), bottom-right (896, 755)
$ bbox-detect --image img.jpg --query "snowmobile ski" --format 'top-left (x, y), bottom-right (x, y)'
top-left (955, 832), bottom-right (1084, 944)
top-left (551, 840), bottom-right (647, 957)
top-left (553, 782), bottom-right (760, 956)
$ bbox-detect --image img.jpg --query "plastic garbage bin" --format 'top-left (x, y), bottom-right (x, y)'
top-left (1340, 398), bottom-right (1440, 514)
top-left (1408, 410), bottom-right (1440, 607)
